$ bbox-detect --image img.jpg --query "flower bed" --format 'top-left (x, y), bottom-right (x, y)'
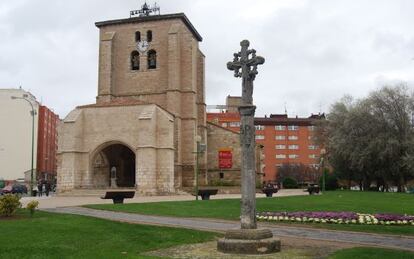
top-left (256, 211), bottom-right (414, 226)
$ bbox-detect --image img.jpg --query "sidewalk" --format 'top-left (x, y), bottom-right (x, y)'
top-left (21, 189), bottom-right (307, 209)
top-left (45, 206), bottom-right (414, 252)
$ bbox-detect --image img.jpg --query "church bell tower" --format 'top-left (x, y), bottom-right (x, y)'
top-left (94, 3), bottom-right (207, 188)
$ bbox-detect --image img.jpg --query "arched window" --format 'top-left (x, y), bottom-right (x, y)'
top-left (147, 30), bottom-right (152, 42)
top-left (147, 49), bottom-right (156, 69)
top-left (135, 31), bottom-right (141, 42)
top-left (131, 51), bottom-right (140, 70)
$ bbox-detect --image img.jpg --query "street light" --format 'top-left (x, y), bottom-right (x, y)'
top-left (320, 148), bottom-right (326, 192)
top-left (11, 94), bottom-right (36, 196)
top-left (194, 136), bottom-right (206, 201)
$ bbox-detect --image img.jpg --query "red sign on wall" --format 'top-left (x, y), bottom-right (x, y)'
top-left (218, 149), bottom-right (233, 169)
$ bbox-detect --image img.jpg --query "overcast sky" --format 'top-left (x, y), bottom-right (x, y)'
top-left (1, 0), bottom-right (413, 118)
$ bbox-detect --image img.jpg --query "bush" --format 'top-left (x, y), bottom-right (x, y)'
top-left (0, 194), bottom-right (21, 217)
top-left (319, 170), bottom-right (339, 191)
top-left (26, 200), bottom-right (39, 217)
top-left (282, 177), bottom-right (298, 189)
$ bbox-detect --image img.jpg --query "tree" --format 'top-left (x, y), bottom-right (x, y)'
top-left (324, 84), bottom-right (414, 192)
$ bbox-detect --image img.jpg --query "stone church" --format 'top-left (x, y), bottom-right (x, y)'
top-left (57, 8), bottom-right (247, 195)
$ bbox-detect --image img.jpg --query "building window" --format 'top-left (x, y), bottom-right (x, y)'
top-left (135, 31), bottom-right (141, 42)
top-left (275, 164), bottom-right (283, 168)
top-left (288, 154), bottom-right (299, 159)
top-left (221, 122), bottom-right (228, 127)
top-left (288, 145), bottom-right (299, 150)
top-left (255, 135), bottom-right (265, 140)
top-left (147, 49), bottom-right (157, 69)
top-left (131, 51), bottom-right (140, 70)
top-left (308, 125), bottom-right (316, 131)
top-left (309, 154), bottom-right (319, 159)
top-left (229, 122), bottom-right (240, 127)
top-left (308, 145), bottom-right (317, 150)
top-left (275, 145), bottom-right (286, 150)
top-left (255, 125), bottom-right (265, 130)
top-left (275, 154), bottom-right (286, 159)
top-left (275, 125), bottom-right (286, 130)
top-left (147, 30), bottom-right (153, 42)
top-left (288, 125), bottom-right (299, 131)
top-left (275, 135), bottom-right (285, 140)
top-left (288, 135), bottom-right (298, 140)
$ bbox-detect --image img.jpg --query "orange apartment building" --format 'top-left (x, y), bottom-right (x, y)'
top-left (207, 96), bottom-right (324, 182)
top-left (36, 105), bottom-right (59, 182)
top-left (254, 114), bottom-right (324, 181)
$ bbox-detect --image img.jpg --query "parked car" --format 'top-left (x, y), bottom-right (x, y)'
top-left (0, 185), bottom-right (13, 195)
top-left (11, 184), bottom-right (28, 194)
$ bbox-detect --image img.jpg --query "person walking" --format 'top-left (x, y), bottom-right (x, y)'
top-left (37, 181), bottom-right (43, 197)
top-left (45, 181), bottom-right (50, 197)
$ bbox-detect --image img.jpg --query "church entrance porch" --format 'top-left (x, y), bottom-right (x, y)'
top-left (92, 143), bottom-right (136, 188)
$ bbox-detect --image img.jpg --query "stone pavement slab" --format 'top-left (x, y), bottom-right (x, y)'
top-left (44, 206), bottom-right (414, 252)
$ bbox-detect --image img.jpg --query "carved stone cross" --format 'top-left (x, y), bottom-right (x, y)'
top-left (218, 40), bottom-right (279, 254)
top-left (227, 40), bottom-right (265, 105)
top-left (227, 40), bottom-right (264, 229)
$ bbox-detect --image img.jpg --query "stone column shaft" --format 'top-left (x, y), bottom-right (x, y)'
top-left (239, 104), bottom-right (257, 229)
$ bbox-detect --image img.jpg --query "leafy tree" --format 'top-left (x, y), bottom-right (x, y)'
top-left (324, 84), bottom-right (414, 192)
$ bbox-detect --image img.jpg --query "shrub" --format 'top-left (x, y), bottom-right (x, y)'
top-left (0, 194), bottom-right (21, 217)
top-left (26, 200), bottom-right (39, 217)
top-left (319, 170), bottom-right (339, 190)
top-left (282, 177), bottom-right (298, 189)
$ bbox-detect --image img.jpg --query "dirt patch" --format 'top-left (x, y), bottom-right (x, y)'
top-left (143, 236), bottom-right (358, 259)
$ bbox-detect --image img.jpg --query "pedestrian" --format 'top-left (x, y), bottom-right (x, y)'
top-left (37, 181), bottom-right (43, 197)
top-left (42, 181), bottom-right (46, 197)
top-left (45, 181), bottom-right (50, 197)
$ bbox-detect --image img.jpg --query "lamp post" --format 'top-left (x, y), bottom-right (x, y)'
top-left (11, 95), bottom-right (36, 196)
top-left (194, 137), bottom-right (206, 201)
top-left (320, 148), bottom-right (326, 192)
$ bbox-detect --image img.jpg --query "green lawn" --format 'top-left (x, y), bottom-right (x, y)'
top-left (329, 247), bottom-right (414, 259)
top-left (86, 191), bottom-right (414, 236)
top-left (0, 210), bottom-right (217, 259)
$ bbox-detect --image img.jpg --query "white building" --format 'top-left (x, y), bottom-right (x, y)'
top-left (0, 88), bottom-right (39, 181)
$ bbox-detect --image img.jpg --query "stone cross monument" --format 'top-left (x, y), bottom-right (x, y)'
top-left (217, 40), bottom-right (280, 254)
top-left (227, 39), bottom-right (264, 229)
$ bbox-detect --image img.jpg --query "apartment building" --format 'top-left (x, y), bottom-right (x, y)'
top-left (0, 88), bottom-right (58, 182)
top-left (254, 114), bottom-right (324, 181)
top-left (207, 96), bottom-right (324, 182)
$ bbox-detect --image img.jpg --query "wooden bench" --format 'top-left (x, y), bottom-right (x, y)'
top-left (306, 185), bottom-right (320, 195)
top-left (262, 185), bottom-right (278, 197)
top-left (197, 189), bottom-right (218, 200)
top-left (101, 191), bottom-right (135, 204)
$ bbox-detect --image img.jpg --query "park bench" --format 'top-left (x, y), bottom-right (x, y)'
top-left (305, 184), bottom-right (320, 195)
top-left (101, 191), bottom-right (135, 204)
top-left (262, 185), bottom-right (278, 197)
top-left (196, 189), bottom-right (218, 200)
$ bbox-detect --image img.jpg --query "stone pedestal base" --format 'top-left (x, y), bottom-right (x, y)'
top-left (217, 228), bottom-right (281, 254)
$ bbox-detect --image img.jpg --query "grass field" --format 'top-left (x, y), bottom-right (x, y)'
top-left (329, 247), bottom-right (414, 259)
top-left (86, 191), bottom-right (414, 236)
top-left (0, 210), bottom-right (217, 259)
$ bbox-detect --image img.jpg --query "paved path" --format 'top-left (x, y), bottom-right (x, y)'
top-left (21, 189), bottom-right (307, 209)
top-left (45, 206), bottom-right (414, 252)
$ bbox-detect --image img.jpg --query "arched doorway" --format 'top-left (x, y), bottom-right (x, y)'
top-left (92, 143), bottom-right (136, 188)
